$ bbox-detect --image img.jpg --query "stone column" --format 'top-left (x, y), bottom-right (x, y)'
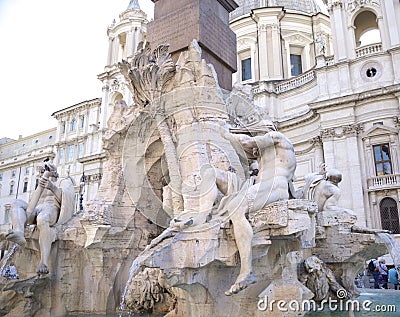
top-left (344, 132), bottom-right (365, 225)
top-left (250, 42), bottom-right (256, 81)
top-left (347, 26), bottom-right (356, 59)
top-left (321, 124), bottom-right (366, 225)
top-left (389, 134), bottom-right (400, 173)
top-left (304, 44), bottom-right (311, 71)
top-left (270, 23), bottom-right (282, 79)
top-left (311, 136), bottom-right (324, 171)
top-left (99, 84), bottom-right (110, 132)
top-left (125, 31), bottom-right (134, 58)
top-left (377, 16), bottom-right (390, 51)
top-left (284, 41), bottom-right (291, 77)
top-left (328, 2), bottom-right (348, 62)
top-left (113, 36), bottom-right (120, 64)
top-left (380, 0), bottom-right (400, 48)
top-left (258, 23), bottom-right (269, 81)
top-left (107, 37), bottom-right (113, 66)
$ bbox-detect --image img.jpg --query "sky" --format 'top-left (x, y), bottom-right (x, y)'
top-left (0, 0), bottom-right (154, 140)
top-left (0, 0), bottom-right (328, 140)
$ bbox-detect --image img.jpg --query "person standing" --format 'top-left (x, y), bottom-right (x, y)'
top-left (388, 266), bottom-right (400, 290)
top-left (378, 259), bottom-right (389, 289)
top-left (372, 257), bottom-right (380, 289)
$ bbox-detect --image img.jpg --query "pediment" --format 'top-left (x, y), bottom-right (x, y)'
top-left (362, 125), bottom-right (398, 139)
top-left (282, 32), bottom-right (313, 45)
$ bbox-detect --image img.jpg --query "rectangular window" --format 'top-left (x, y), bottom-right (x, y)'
top-left (241, 58), bottom-right (252, 81)
top-left (58, 148), bottom-right (65, 164)
top-left (78, 143), bottom-right (84, 158)
top-left (23, 180), bottom-right (28, 193)
top-left (290, 54), bottom-right (302, 76)
top-left (9, 183), bottom-right (14, 195)
top-left (0, 173), bottom-right (2, 181)
top-left (25, 167), bottom-right (30, 175)
top-left (79, 116), bottom-right (85, 129)
top-left (11, 170), bottom-right (16, 178)
top-left (67, 145), bottom-right (75, 162)
top-left (4, 206), bottom-right (11, 223)
top-left (373, 143), bottom-right (392, 176)
top-left (70, 119), bottom-right (77, 132)
top-left (61, 122), bottom-right (66, 134)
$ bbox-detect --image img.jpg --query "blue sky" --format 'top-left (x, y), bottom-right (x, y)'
top-left (0, 0), bottom-right (154, 140)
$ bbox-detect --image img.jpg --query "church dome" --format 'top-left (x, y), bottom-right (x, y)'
top-left (230, 0), bottom-right (323, 20)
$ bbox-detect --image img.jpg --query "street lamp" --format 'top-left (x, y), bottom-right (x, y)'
top-left (79, 172), bottom-right (86, 212)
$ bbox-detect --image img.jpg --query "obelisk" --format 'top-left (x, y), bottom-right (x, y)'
top-left (147, 0), bottom-right (238, 90)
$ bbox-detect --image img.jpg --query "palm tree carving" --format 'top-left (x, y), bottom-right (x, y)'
top-left (119, 42), bottom-right (184, 214)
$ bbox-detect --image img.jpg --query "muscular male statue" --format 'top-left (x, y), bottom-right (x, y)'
top-left (2, 159), bottom-right (74, 275)
top-left (200, 128), bottom-right (297, 295)
top-left (301, 166), bottom-right (344, 212)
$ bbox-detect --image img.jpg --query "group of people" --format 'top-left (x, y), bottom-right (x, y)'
top-left (369, 258), bottom-right (400, 290)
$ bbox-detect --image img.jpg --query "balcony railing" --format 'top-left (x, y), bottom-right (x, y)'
top-left (355, 43), bottom-right (383, 58)
top-left (252, 70), bottom-right (316, 95)
top-left (368, 174), bottom-right (400, 189)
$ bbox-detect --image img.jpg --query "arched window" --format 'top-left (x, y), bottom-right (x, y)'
top-left (380, 197), bottom-right (400, 234)
top-left (354, 11), bottom-right (381, 47)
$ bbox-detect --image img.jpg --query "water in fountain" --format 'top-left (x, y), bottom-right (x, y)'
top-left (375, 233), bottom-right (400, 266)
top-left (0, 244), bottom-right (19, 278)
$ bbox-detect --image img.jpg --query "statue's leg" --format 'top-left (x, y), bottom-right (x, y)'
top-left (199, 165), bottom-right (219, 215)
top-left (224, 195), bottom-right (257, 296)
top-left (5, 199), bottom-right (28, 245)
top-left (36, 205), bottom-right (58, 275)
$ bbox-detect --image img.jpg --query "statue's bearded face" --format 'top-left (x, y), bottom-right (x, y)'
top-left (305, 257), bottom-right (323, 274)
top-left (49, 171), bottom-right (59, 181)
top-left (234, 108), bottom-right (259, 126)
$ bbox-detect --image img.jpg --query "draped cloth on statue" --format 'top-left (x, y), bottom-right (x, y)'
top-left (56, 177), bottom-right (75, 225)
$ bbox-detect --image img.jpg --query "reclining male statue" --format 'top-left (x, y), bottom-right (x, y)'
top-left (199, 125), bottom-right (297, 295)
top-left (1, 159), bottom-right (74, 275)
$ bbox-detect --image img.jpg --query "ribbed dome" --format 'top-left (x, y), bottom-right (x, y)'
top-left (230, 0), bottom-right (322, 19)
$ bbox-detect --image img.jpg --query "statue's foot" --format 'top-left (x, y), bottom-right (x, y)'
top-left (5, 231), bottom-right (26, 246)
top-left (37, 263), bottom-right (49, 276)
top-left (225, 272), bottom-right (257, 296)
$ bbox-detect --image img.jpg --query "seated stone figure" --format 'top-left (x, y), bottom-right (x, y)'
top-left (199, 126), bottom-right (297, 296)
top-left (301, 255), bottom-right (351, 302)
top-left (300, 165), bottom-right (342, 212)
top-left (1, 159), bottom-right (74, 275)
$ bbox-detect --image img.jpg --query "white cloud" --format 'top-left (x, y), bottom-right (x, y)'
top-left (0, 0), bottom-right (154, 140)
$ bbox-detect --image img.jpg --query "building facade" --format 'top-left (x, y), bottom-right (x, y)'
top-left (0, 130), bottom-right (56, 232)
top-left (0, 1), bottom-right (148, 231)
top-left (229, 0), bottom-right (400, 233)
top-left (0, 0), bottom-right (399, 236)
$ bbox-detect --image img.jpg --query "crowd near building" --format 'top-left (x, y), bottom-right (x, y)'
top-left (0, 0), bottom-right (399, 242)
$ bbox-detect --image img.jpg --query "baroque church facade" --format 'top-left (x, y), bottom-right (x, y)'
top-left (0, 0), bottom-right (399, 237)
